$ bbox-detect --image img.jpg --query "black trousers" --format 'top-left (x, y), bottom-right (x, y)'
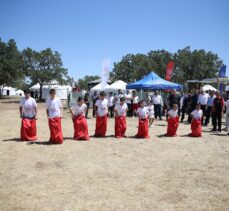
top-left (212, 112), bottom-right (222, 131)
top-left (205, 106), bottom-right (212, 125)
top-left (181, 106), bottom-right (186, 122)
top-left (85, 103), bottom-right (90, 118)
top-left (127, 103), bottom-right (133, 117)
top-left (200, 105), bottom-right (207, 125)
top-left (154, 104), bottom-right (162, 120)
top-left (108, 106), bottom-right (114, 117)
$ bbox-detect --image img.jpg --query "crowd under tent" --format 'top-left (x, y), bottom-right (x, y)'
top-left (126, 71), bottom-right (182, 90)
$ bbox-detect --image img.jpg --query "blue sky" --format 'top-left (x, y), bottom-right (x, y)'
top-left (0, 0), bottom-right (229, 79)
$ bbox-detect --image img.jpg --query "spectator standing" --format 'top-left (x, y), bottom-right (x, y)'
top-left (152, 91), bottom-right (163, 120)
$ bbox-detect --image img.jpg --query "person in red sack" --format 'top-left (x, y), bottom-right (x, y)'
top-left (166, 104), bottom-right (179, 137)
top-left (135, 100), bottom-right (150, 138)
top-left (19, 89), bottom-right (38, 141)
top-left (189, 104), bottom-right (203, 137)
top-left (94, 91), bottom-right (108, 137)
top-left (46, 89), bottom-right (63, 144)
top-left (114, 97), bottom-right (128, 138)
top-left (70, 97), bottom-right (89, 141)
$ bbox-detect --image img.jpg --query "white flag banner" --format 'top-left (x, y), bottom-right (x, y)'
top-left (101, 58), bottom-right (110, 89)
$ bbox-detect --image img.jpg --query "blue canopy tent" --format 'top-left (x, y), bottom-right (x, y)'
top-left (126, 71), bottom-right (182, 90)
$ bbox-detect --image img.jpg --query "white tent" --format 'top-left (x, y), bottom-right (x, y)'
top-left (201, 85), bottom-right (217, 92)
top-left (1, 86), bottom-right (16, 96)
top-left (105, 80), bottom-right (127, 93)
top-left (15, 89), bottom-right (24, 96)
top-left (30, 81), bottom-right (72, 100)
top-left (90, 83), bottom-right (111, 93)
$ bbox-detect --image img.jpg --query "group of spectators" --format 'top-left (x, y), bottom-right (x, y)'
top-left (88, 88), bottom-right (229, 134)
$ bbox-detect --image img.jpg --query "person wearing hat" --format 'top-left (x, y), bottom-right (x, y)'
top-left (94, 91), bottom-right (109, 137)
top-left (19, 89), bottom-right (38, 141)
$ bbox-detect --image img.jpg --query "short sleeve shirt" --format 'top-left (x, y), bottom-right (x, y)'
top-left (115, 103), bottom-right (128, 116)
top-left (191, 109), bottom-right (203, 120)
top-left (95, 98), bottom-right (108, 117)
top-left (46, 97), bottom-right (62, 118)
top-left (71, 103), bottom-right (87, 116)
top-left (20, 97), bottom-right (37, 118)
top-left (137, 107), bottom-right (149, 119)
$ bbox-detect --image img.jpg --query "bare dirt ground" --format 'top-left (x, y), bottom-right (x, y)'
top-left (0, 97), bottom-right (229, 211)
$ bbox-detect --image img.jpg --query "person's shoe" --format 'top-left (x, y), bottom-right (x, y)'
top-left (211, 129), bottom-right (217, 132)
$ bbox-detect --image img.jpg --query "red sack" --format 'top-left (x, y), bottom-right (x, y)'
top-left (115, 116), bottom-right (127, 138)
top-left (21, 118), bottom-right (37, 141)
top-left (48, 117), bottom-right (63, 144)
top-left (73, 115), bottom-right (89, 140)
top-left (166, 116), bottom-right (179, 137)
top-left (189, 119), bottom-right (202, 137)
top-left (135, 118), bottom-right (149, 138)
top-left (94, 115), bottom-right (107, 137)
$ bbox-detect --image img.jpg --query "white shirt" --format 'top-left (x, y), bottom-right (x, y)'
top-left (148, 105), bottom-right (155, 118)
top-left (46, 97), bottom-right (62, 118)
top-left (115, 103), bottom-right (128, 116)
top-left (95, 98), bottom-right (108, 117)
top-left (133, 96), bottom-right (139, 104)
top-left (152, 95), bottom-right (163, 106)
top-left (225, 100), bottom-right (229, 114)
top-left (125, 93), bottom-right (132, 104)
top-left (137, 107), bottom-right (149, 119)
top-left (71, 103), bottom-right (87, 116)
top-left (191, 109), bottom-right (203, 120)
top-left (107, 96), bottom-right (114, 107)
top-left (20, 97), bottom-right (37, 118)
top-left (197, 93), bottom-right (209, 105)
top-left (168, 109), bottom-right (178, 118)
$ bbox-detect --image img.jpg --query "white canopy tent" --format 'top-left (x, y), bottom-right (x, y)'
top-left (15, 89), bottom-right (24, 96)
top-left (1, 86), bottom-right (16, 96)
top-left (30, 81), bottom-right (72, 100)
top-left (201, 85), bottom-right (217, 92)
top-left (105, 80), bottom-right (127, 93)
top-left (90, 83), bottom-right (111, 93)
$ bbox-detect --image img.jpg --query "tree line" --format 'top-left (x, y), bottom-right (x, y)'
top-left (111, 47), bottom-right (224, 86)
top-left (0, 38), bottom-right (73, 100)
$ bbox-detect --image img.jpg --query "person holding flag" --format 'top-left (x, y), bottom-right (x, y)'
top-left (19, 89), bottom-right (38, 141)
top-left (46, 89), bottom-right (63, 144)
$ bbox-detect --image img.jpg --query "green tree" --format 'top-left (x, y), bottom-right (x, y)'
top-left (78, 75), bottom-right (100, 90)
top-left (22, 48), bottom-right (69, 100)
top-left (0, 38), bottom-right (24, 96)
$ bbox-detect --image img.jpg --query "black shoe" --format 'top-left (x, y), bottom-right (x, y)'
top-left (211, 129), bottom-right (217, 132)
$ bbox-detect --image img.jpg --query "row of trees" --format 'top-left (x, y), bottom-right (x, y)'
top-left (0, 38), bottom-right (73, 99)
top-left (111, 47), bottom-right (224, 85)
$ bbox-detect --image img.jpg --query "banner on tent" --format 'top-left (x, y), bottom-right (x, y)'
top-left (165, 61), bottom-right (174, 81)
top-left (101, 58), bottom-right (110, 89)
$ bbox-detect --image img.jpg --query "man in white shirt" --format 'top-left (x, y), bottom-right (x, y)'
top-left (46, 89), bottom-right (63, 144)
top-left (94, 91), bottom-right (109, 137)
top-left (107, 92), bottom-right (115, 117)
top-left (152, 91), bottom-right (163, 120)
top-left (125, 90), bottom-right (133, 117)
top-left (197, 89), bottom-right (209, 125)
top-left (19, 89), bottom-right (38, 141)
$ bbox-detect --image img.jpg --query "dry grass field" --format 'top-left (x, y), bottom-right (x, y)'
top-left (0, 98), bottom-right (229, 211)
